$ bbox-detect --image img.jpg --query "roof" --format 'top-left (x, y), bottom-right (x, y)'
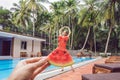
top-left (0, 31), bottom-right (46, 41)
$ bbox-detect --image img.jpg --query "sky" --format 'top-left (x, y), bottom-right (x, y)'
top-left (0, 0), bottom-right (60, 10)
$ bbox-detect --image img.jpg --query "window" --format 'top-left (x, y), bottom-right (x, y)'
top-left (21, 41), bottom-right (27, 50)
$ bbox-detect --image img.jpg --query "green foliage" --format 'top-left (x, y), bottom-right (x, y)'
top-left (0, 7), bottom-right (14, 30)
top-left (1, 0), bottom-right (120, 53)
top-left (11, 0), bottom-right (31, 28)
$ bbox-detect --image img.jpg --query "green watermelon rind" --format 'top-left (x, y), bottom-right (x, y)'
top-left (48, 60), bottom-right (74, 67)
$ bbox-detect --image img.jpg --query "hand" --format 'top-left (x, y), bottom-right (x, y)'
top-left (8, 57), bottom-right (50, 80)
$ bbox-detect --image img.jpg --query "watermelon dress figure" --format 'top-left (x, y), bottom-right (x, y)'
top-left (48, 26), bottom-right (74, 71)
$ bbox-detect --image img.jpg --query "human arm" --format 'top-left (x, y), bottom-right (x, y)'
top-left (64, 26), bottom-right (71, 37)
top-left (8, 57), bottom-right (50, 80)
top-left (59, 27), bottom-right (65, 36)
top-left (59, 26), bottom-right (71, 37)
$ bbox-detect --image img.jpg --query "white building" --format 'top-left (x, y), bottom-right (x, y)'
top-left (0, 31), bottom-right (45, 58)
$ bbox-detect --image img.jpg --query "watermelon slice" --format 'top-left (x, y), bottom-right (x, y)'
top-left (48, 49), bottom-right (74, 67)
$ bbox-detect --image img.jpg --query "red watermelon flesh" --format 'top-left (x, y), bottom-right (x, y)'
top-left (48, 49), bottom-right (74, 67)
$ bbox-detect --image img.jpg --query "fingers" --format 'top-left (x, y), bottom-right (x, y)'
top-left (14, 57), bottom-right (41, 69)
top-left (25, 57), bottom-right (41, 64)
top-left (18, 57), bottom-right (48, 69)
top-left (32, 57), bottom-right (48, 69)
top-left (24, 57), bottom-right (47, 64)
top-left (32, 62), bottom-right (50, 79)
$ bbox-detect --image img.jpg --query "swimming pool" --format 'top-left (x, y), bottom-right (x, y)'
top-left (0, 57), bottom-right (92, 80)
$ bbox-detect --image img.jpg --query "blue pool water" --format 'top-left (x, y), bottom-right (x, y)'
top-left (0, 57), bottom-right (92, 80)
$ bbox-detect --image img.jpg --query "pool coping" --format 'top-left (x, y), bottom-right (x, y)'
top-left (34, 57), bottom-right (102, 80)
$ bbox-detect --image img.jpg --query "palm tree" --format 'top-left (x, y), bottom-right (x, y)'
top-left (65, 0), bottom-right (80, 49)
top-left (0, 7), bottom-right (12, 28)
top-left (91, 0), bottom-right (120, 54)
top-left (91, 0), bottom-right (108, 54)
top-left (78, 0), bottom-right (98, 51)
top-left (101, 0), bottom-right (118, 54)
top-left (48, 1), bottom-right (66, 49)
top-left (49, 0), bottom-right (80, 49)
top-left (26, 0), bottom-right (47, 36)
top-left (11, 0), bottom-right (30, 29)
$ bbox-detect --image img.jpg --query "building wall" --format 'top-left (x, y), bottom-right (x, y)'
top-left (13, 38), bottom-right (42, 58)
top-left (33, 40), bottom-right (41, 55)
top-left (13, 38), bottom-right (21, 57)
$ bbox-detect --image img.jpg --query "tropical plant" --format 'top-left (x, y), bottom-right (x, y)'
top-left (7, 0), bottom-right (120, 53)
top-left (11, 0), bottom-right (31, 28)
top-left (99, 0), bottom-right (119, 54)
top-left (0, 7), bottom-right (12, 28)
top-left (26, 0), bottom-right (47, 36)
top-left (78, 0), bottom-right (99, 51)
top-left (65, 0), bottom-right (80, 49)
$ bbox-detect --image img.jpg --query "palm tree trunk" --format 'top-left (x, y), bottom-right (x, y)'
top-left (32, 13), bottom-right (35, 36)
top-left (89, 40), bottom-right (93, 51)
top-left (94, 27), bottom-right (97, 56)
top-left (70, 20), bottom-right (74, 49)
top-left (57, 22), bottom-right (59, 44)
top-left (54, 30), bottom-right (56, 49)
top-left (45, 33), bottom-right (47, 49)
top-left (113, 30), bottom-right (118, 54)
top-left (104, 26), bottom-right (112, 54)
top-left (81, 27), bottom-right (91, 50)
top-left (62, 16), bottom-right (64, 26)
top-left (114, 37), bottom-right (118, 54)
top-left (49, 29), bottom-right (51, 50)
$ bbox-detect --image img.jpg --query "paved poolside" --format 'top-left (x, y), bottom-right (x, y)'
top-left (47, 58), bottom-right (106, 80)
